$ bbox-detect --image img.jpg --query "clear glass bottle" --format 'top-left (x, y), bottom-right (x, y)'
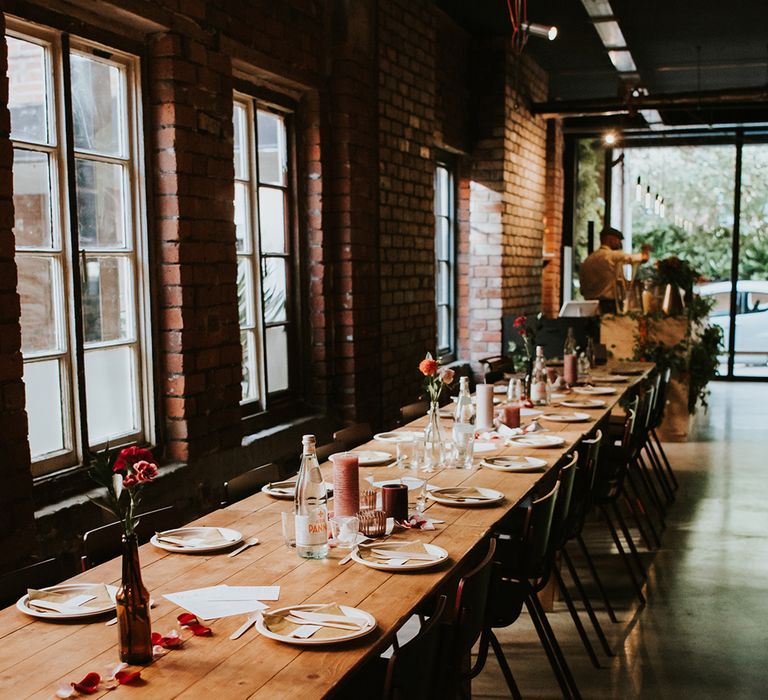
top-left (529, 346), bottom-right (549, 406)
top-left (294, 434), bottom-right (328, 559)
top-left (507, 377), bottom-right (522, 403)
top-left (563, 327), bottom-right (577, 357)
top-left (453, 376), bottom-right (475, 424)
top-left (586, 336), bottom-right (596, 368)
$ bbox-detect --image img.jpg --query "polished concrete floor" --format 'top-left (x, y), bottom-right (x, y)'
top-left (474, 382), bottom-right (768, 699)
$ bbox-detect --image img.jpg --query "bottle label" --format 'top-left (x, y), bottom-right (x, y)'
top-left (530, 381), bottom-right (547, 402)
top-left (295, 511), bottom-right (328, 547)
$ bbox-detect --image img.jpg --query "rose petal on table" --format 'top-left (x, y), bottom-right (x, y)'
top-left (55, 682), bottom-right (76, 698)
top-left (72, 672), bottom-right (101, 694)
top-left (152, 645), bottom-right (170, 659)
top-left (177, 613), bottom-right (198, 626)
top-left (115, 670), bottom-right (142, 685)
top-left (151, 630), bottom-right (183, 649)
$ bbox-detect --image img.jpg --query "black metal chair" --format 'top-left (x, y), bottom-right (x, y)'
top-left (399, 400), bottom-right (429, 425)
top-left (381, 595), bottom-right (448, 700)
top-left (223, 462), bottom-right (281, 506)
top-left (0, 558), bottom-right (62, 607)
top-left (81, 505), bottom-right (179, 570)
top-left (333, 423), bottom-right (373, 450)
top-left (316, 440), bottom-right (345, 464)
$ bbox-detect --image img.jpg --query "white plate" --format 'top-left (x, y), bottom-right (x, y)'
top-left (561, 398), bottom-right (606, 409)
top-left (373, 431), bottom-right (422, 443)
top-left (481, 456), bottom-right (548, 473)
top-left (493, 384), bottom-right (508, 394)
top-left (256, 603), bottom-right (376, 645)
top-left (262, 481), bottom-right (332, 500)
top-left (506, 435), bottom-right (566, 449)
top-left (428, 487), bottom-right (504, 507)
top-left (331, 450), bottom-right (394, 466)
top-left (351, 542), bottom-right (449, 571)
top-left (572, 386), bottom-right (617, 396)
top-left (473, 441), bottom-right (498, 454)
top-left (151, 527), bottom-right (242, 553)
top-left (17, 583), bottom-right (118, 620)
top-left (539, 412), bottom-right (591, 423)
top-left (591, 374), bottom-right (629, 383)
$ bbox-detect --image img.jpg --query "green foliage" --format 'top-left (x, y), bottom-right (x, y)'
top-left (688, 324), bottom-right (724, 413)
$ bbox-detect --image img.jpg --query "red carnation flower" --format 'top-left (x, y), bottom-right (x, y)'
top-left (134, 460), bottom-right (158, 483)
top-left (122, 473), bottom-right (139, 487)
top-left (114, 446), bottom-right (155, 474)
top-left (513, 315), bottom-right (527, 329)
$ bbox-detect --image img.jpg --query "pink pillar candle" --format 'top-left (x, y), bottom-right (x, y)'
top-left (332, 454), bottom-right (360, 517)
top-left (475, 384), bottom-right (495, 430)
top-left (563, 354), bottom-right (578, 385)
top-left (502, 404), bottom-right (521, 429)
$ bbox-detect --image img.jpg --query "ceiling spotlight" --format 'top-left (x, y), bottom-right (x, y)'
top-left (603, 131), bottom-right (618, 146)
top-left (523, 23), bottom-right (558, 41)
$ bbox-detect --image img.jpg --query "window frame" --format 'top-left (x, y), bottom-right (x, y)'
top-left (233, 86), bottom-right (304, 422)
top-left (434, 155), bottom-right (457, 361)
top-left (7, 17), bottom-right (154, 478)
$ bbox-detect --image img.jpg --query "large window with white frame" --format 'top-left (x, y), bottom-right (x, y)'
top-left (7, 20), bottom-right (152, 477)
top-left (233, 93), bottom-right (298, 412)
top-left (435, 158), bottom-right (456, 359)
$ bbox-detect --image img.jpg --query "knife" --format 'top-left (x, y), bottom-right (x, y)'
top-left (287, 610), bottom-right (367, 627)
top-left (229, 612), bottom-right (260, 640)
top-left (370, 548), bottom-right (438, 561)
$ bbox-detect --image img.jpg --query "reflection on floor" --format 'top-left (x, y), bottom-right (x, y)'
top-left (474, 382), bottom-right (768, 699)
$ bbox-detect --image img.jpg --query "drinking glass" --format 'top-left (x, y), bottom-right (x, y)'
top-left (280, 511), bottom-right (296, 548)
top-left (396, 437), bottom-right (413, 468)
top-left (452, 424), bottom-right (475, 469)
top-left (330, 515), bottom-right (359, 549)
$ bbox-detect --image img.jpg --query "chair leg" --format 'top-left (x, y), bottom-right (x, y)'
top-left (635, 453), bottom-right (668, 522)
top-left (561, 549), bottom-right (614, 657)
top-left (612, 501), bottom-right (648, 581)
top-left (488, 630), bottom-right (523, 700)
top-left (553, 566), bottom-right (602, 668)
top-left (623, 472), bottom-right (661, 550)
top-left (652, 428), bottom-right (679, 490)
top-left (527, 593), bottom-right (582, 700)
top-left (574, 536), bottom-right (618, 623)
top-left (600, 505), bottom-right (646, 606)
top-left (524, 595), bottom-right (573, 699)
top-left (644, 439), bottom-right (675, 503)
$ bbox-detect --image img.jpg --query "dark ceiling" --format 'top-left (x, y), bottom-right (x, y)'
top-left (437, 0), bottom-right (768, 130)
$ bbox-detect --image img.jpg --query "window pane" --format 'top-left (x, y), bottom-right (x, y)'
top-left (76, 159), bottom-right (126, 248)
top-left (13, 149), bottom-right (53, 248)
top-left (435, 166), bottom-right (449, 217)
top-left (70, 53), bottom-right (123, 156)
top-left (82, 256), bottom-right (132, 344)
top-left (17, 254), bottom-right (60, 354)
top-left (7, 36), bottom-right (49, 144)
top-left (85, 345), bottom-right (138, 443)
top-left (24, 359), bottom-right (66, 459)
top-left (436, 217), bottom-right (450, 261)
top-left (438, 305), bottom-right (450, 350)
top-left (266, 325), bottom-right (289, 392)
top-left (258, 187), bottom-right (287, 253)
top-left (233, 102), bottom-right (249, 180)
top-left (257, 110), bottom-right (286, 186)
top-left (237, 258), bottom-right (254, 327)
top-left (437, 261), bottom-right (451, 305)
top-left (234, 181), bottom-right (250, 253)
top-left (240, 330), bottom-right (259, 402)
top-left (262, 257), bottom-right (287, 323)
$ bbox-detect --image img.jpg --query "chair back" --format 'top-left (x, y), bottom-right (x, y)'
top-left (516, 481), bottom-right (561, 579)
top-left (549, 452), bottom-right (579, 553)
top-left (382, 595), bottom-right (448, 700)
top-left (0, 558), bottom-right (61, 607)
top-left (453, 539), bottom-right (497, 659)
top-left (81, 505), bottom-right (179, 570)
top-left (333, 423), bottom-right (373, 450)
top-left (447, 362), bottom-right (476, 395)
top-left (564, 429), bottom-right (603, 540)
top-left (593, 402), bottom-right (636, 504)
top-left (223, 463), bottom-right (280, 506)
top-left (315, 440), bottom-right (345, 464)
top-left (649, 367), bottom-right (671, 429)
top-left (399, 401), bottom-right (429, 425)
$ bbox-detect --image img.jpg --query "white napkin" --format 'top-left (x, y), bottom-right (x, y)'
top-left (163, 585), bottom-right (279, 620)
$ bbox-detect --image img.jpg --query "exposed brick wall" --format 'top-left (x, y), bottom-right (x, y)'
top-left (378, 0), bottom-right (438, 422)
top-left (150, 33), bottom-right (242, 464)
top-left (435, 10), bottom-right (469, 153)
top-left (543, 119), bottom-right (564, 317)
top-left (0, 22), bottom-right (36, 566)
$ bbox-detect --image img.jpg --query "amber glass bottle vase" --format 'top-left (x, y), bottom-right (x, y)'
top-left (116, 534), bottom-right (152, 664)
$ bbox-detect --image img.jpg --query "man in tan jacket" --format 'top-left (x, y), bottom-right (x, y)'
top-left (580, 226), bottom-right (650, 313)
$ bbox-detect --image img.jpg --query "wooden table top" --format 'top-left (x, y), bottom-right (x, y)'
top-left (0, 363), bottom-right (652, 700)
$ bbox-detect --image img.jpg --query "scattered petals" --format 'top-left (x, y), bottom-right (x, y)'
top-left (152, 644), bottom-right (170, 659)
top-left (104, 662), bottom-right (127, 680)
top-left (55, 682), bottom-right (76, 698)
top-left (115, 670), bottom-right (142, 685)
top-left (72, 672), bottom-right (101, 694)
top-left (400, 514), bottom-right (436, 530)
top-left (177, 613), bottom-right (212, 636)
top-left (151, 630), bottom-right (183, 649)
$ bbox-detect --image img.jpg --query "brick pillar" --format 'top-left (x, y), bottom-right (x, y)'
top-left (149, 33), bottom-right (242, 463)
top-left (542, 119), bottom-right (564, 317)
top-left (323, 0), bottom-right (381, 425)
top-left (0, 22), bottom-right (36, 565)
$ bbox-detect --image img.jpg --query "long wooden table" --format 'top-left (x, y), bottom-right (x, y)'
top-left (0, 363), bottom-right (652, 699)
